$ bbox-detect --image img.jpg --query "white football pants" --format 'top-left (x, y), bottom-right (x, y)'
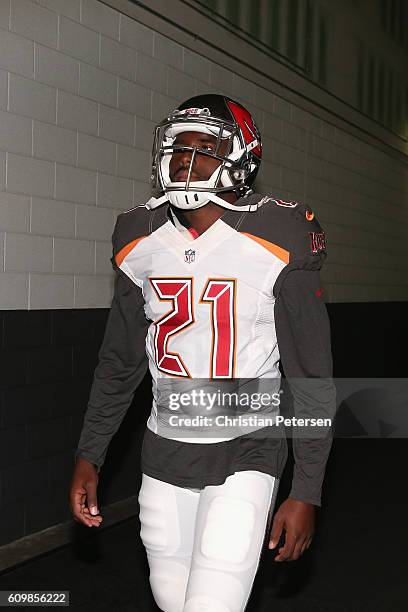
top-left (138, 470), bottom-right (278, 612)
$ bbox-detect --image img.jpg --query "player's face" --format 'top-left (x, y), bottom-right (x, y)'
top-left (169, 131), bottom-right (228, 182)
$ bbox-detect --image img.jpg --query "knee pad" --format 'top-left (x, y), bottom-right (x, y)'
top-left (149, 561), bottom-right (189, 612)
top-left (185, 569), bottom-right (245, 612)
top-left (200, 496), bottom-right (256, 567)
top-left (184, 594), bottom-right (231, 612)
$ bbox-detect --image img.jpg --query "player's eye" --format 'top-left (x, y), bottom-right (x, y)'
top-left (200, 143), bottom-right (215, 152)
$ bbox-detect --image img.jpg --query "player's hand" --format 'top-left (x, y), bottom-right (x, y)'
top-left (69, 457), bottom-right (103, 528)
top-left (268, 498), bottom-right (315, 561)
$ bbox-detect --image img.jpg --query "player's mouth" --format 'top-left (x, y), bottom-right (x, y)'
top-left (172, 170), bottom-right (201, 181)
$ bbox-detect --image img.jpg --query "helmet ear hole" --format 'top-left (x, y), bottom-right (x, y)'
top-left (233, 169), bottom-right (247, 180)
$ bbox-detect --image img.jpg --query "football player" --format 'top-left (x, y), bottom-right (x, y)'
top-left (70, 94), bottom-right (336, 612)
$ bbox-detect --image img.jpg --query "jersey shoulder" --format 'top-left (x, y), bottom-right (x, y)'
top-left (111, 203), bottom-right (168, 269)
top-left (240, 194), bottom-right (327, 269)
top-left (112, 205), bottom-right (150, 256)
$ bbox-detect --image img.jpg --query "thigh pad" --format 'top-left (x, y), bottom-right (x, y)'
top-left (200, 496), bottom-right (256, 565)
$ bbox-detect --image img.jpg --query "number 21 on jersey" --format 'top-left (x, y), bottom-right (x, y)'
top-left (149, 277), bottom-right (236, 379)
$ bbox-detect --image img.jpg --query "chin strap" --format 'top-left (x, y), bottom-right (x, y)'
top-left (145, 192), bottom-right (259, 212)
top-left (145, 193), bottom-right (169, 209)
top-left (207, 193), bottom-right (259, 211)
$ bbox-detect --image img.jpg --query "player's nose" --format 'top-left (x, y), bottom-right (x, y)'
top-left (179, 148), bottom-right (193, 164)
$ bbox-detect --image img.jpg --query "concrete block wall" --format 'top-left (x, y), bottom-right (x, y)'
top-left (0, 0), bottom-right (155, 310)
top-left (0, 0), bottom-right (406, 309)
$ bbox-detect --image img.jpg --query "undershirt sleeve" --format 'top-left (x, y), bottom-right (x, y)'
top-left (75, 269), bottom-right (149, 471)
top-left (274, 269), bottom-right (336, 506)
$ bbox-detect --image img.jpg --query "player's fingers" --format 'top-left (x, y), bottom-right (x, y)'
top-left (85, 479), bottom-right (99, 516)
top-left (70, 489), bottom-right (101, 527)
top-left (296, 535), bottom-right (313, 556)
top-left (291, 537), bottom-right (307, 561)
top-left (274, 532), bottom-right (297, 562)
top-left (300, 539), bottom-right (309, 555)
top-left (74, 514), bottom-right (101, 527)
top-left (83, 507), bottom-right (103, 524)
top-left (74, 507), bottom-right (102, 528)
top-left (268, 516), bottom-right (284, 549)
top-left (70, 491), bottom-right (85, 518)
top-left (71, 492), bottom-right (95, 527)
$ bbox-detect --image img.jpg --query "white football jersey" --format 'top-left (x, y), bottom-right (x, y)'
top-left (115, 210), bottom-right (289, 439)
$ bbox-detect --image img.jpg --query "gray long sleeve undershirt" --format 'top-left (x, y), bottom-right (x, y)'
top-left (275, 269), bottom-right (336, 505)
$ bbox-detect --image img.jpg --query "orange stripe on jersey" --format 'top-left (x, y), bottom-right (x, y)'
top-left (240, 232), bottom-right (290, 263)
top-left (115, 236), bottom-right (147, 267)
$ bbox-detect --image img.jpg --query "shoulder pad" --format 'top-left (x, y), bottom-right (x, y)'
top-left (110, 204), bottom-right (168, 270)
top-left (244, 195), bottom-right (326, 264)
top-left (112, 205), bottom-right (149, 258)
top-left (238, 195), bottom-right (327, 293)
top-left (281, 200), bottom-right (326, 266)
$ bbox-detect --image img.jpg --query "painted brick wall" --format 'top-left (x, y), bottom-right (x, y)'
top-left (0, 0), bottom-right (407, 310)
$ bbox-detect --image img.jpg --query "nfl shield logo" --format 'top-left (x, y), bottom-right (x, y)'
top-left (184, 248), bottom-right (195, 263)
